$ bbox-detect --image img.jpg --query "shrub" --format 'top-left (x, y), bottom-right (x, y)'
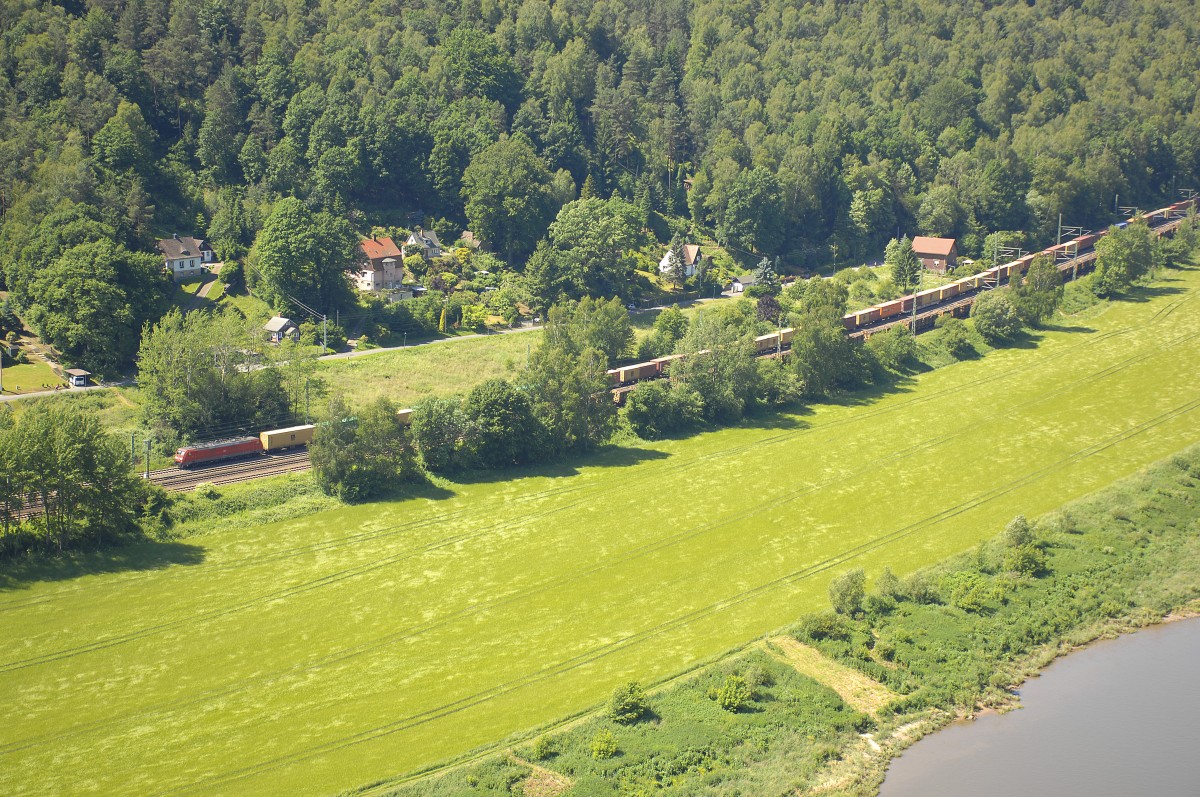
top-left (1001, 515), bottom-right (1034, 547)
top-left (866, 325), bottom-right (916, 372)
top-left (193, 482), bottom-right (219, 500)
top-left (939, 571), bottom-right (999, 612)
top-left (531, 735), bottom-right (554, 761)
top-left (1003, 544), bottom-right (1047, 577)
top-left (829, 567), bottom-right (866, 615)
top-left (971, 290), bottom-right (1022, 343)
top-left (799, 611), bottom-right (852, 641)
top-left (624, 380), bottom-right (704, 439)
top-left (607, 681), bottom-right (650, 724)
top-left (935, 315), bottom-right (974, 359)
top-left (590, 728), bottom-right (618, 759)
top-left (708, 674), bottom-right (752, 712)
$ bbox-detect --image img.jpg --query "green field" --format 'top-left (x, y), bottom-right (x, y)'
top-left (3, 267), bottom-right (1200, 795)
top-left (316, 330), bottom-right (541, 407)
top-left (0, 360), bottom-right (64, 394)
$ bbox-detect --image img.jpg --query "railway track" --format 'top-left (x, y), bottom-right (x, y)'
top-left (1, 450), bottom-right (314, 523)
top-left (147, 449), bottom-right (312, 492)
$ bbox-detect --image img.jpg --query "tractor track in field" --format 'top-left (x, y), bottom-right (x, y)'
top-left (4, 309), bottom-right (1198, 763)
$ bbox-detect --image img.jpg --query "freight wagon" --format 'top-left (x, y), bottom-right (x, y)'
top-left (259, 425), bottom-right (315, 452)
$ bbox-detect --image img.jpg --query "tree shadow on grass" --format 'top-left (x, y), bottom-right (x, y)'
top-left (449, 445), bottom-right (672, 485)
top-left (0, 538), bottom-right (206, 592)
top-left (1118, 284), bottom-right (1186, 303)
top-left (1035, 323), bottom-right (1098, 335)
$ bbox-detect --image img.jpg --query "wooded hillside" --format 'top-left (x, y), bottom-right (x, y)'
top-left (1, 0), bottom-right (1197, 368)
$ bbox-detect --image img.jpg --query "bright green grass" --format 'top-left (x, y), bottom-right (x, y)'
top-left (316, 330), bottom-right (541, 406)
top-left (0, 360), bottom-right (63, 393)
top-left (3, 267), bottom-right (1200, 795)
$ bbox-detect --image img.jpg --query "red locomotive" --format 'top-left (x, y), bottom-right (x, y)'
top-left (174, 437), bottom-right (264, 468)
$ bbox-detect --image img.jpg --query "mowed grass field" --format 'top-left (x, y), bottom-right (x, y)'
top-left (316, 329), bottom-right (540, 406)
top-left (3, 267), bottom-right (1200, 795)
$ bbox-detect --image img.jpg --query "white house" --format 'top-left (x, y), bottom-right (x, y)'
top-left (729, 273), bottom-right (757, 293)
top-left (405, 227), bottom-right (442, 259)
top-left (658, 244), bottom-right (702, 278)
top-left (157, 235), bottom-right (215, 281)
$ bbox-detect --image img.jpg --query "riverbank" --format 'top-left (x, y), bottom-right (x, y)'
top-left (878, 614), bottom-right (1200, 797)
top-left (375, 443), bottom-right (1200, 797)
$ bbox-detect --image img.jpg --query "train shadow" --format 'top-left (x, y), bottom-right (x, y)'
top-left (450, 445), bottom-right (672, 485)
top-left (0, 538), bottom-right (206, 592)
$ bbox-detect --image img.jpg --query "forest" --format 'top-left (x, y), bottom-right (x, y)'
top-left (1, 0), bottom-right (1198, 371)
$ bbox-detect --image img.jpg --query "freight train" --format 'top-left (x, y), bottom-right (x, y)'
top-left (606, 199), bottom-right (1194, 392)
top-left (174, 410), bottom-right (417, 468)
top-left (841, 200), bottom-right (1193, 335)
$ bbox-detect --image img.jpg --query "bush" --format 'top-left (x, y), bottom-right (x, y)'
top-left (531, 735), bottom-right (554, 761)
top-left (624, 380), bottom-right (704, 439)
top-left (798, 611), bottom-right (852, 641)
top-left (829, 567), bottom-right (866, 615)
top-left (1003, 544), bottom-right (1047, 577)
top-left (971, 290), bottom-right (1022, 343)
top-left (935, 315), bottom-right (974, 359)
top-left (1001, 515), bottom-right (1034, 547)
top-left (708, 674), bottom-right (752, 712)
top-left (866, 324), bottom-right (917, 372)
top-left (590, 728), bottom-right (618, 759)
top-left (939, 571), bottom-right (999, 612)
top-left (607, 681), bottom-right (650, 724)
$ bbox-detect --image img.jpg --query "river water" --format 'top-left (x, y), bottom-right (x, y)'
top-left (879, 617), bottom-right (1200, 797)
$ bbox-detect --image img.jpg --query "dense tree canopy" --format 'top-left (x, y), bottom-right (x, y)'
top-left (0, 0), bottom-right (1198, 370)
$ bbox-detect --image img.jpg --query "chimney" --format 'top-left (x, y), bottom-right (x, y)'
top-left (173, 233), bottom-right (178, 239)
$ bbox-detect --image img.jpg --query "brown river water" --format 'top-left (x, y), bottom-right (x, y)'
top-left (879, 616), bottom-right (1200, 797)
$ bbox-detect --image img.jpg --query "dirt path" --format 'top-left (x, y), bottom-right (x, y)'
top-left (763, 636), bottom-right (898, 715)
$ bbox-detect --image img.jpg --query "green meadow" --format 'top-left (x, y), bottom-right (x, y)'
top-left (2, 267), bottom-right (1200, 795)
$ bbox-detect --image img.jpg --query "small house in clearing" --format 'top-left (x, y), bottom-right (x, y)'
top-left (264, 316), bottom-right (299, 344)
top-left (357, 236), bottom-right (404, 292)
top-left (910, 236), bottom-right (958, 274)
top-left (157, 235), bottom-right (214, 281)
top-left (729, 273), bottom-right (757, 293)
top-left (658, 244), bottom-right (703, 278)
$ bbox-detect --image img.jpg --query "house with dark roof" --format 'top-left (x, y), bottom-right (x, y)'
top-left (405, 228), bottom-right (442, 259)
top-left (263, 316), bottom-right (299, 343)
top-left (729, 273), bottom-right (757, 293)
top-left (658, 244), bottom-right (703, 278)
top-left (911, 236), bottom-right (958, 274)
top-left (357, 236), bottom-right (404, 291)
top-left (157, 235), bottom-right (214, 280)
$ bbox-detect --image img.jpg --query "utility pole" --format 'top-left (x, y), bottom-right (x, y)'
top-left (144, 438), bottom-right (152, 480)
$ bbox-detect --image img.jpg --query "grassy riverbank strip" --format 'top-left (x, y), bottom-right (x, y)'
top-left (377, 444), bottom-right (1200, 797)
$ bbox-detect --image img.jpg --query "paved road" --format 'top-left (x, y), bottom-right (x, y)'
top-left (0, 382), bottom-right (120, 403)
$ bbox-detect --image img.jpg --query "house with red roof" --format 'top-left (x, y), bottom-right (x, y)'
top-left (911, 236), bottom-right (958, 274)
top-left (357, 236), bottom-right (403, 291)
